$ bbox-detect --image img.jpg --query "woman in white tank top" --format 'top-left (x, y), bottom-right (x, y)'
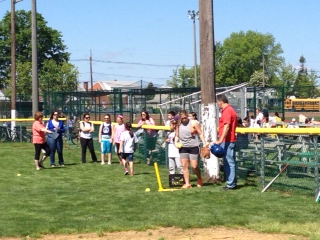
top-left (79, 113), bottom-right (97, 163)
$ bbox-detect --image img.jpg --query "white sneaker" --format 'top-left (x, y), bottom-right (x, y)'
top-left (108, 162), bottom-right (111, 165)
top-left (101, 162), bottom-right (106, 165)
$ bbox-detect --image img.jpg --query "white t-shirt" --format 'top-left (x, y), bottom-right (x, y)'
top-left (253, 122), bottom-right (261, 128)
top-left (167, 131), bottom-right (179, 158)
top-left (249, 118), bottom-right (255, 128)
top-left (256, 112), bottom-right (264, 123)
top-left (46, 120), bottom-right (59, 129)
top-left (80, 122), bottom-right (92, 139)
top-left (120, 131), bottom-right (138, 153)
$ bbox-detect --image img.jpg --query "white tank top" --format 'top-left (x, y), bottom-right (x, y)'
top-left (80, 122), bottom-right (92, 139)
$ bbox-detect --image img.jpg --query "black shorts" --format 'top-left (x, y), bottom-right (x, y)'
top-left (179, 146), bottom-right (199, 155)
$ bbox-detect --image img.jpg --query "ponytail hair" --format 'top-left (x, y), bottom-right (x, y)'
top-left (125, 122), bottom-right (133, 138)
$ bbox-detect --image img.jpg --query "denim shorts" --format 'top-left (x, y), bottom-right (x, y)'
top-left (121, 153), bottom-right (134, 161)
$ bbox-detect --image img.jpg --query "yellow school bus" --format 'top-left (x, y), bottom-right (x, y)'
top-left (284, 98), bottom-right (320, 111)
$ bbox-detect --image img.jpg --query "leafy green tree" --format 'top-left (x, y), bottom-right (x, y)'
top-left (292, 56), bottom-right (319, 98)
top-left (15, 61), bottom-right (32, 100)
top-left (248, 70), bottom-right (268, 87)
top-left (278, 63), bottom-right (297, 97)
top-left (216, 30), bottom-right (284, 86)
top-left (39, 60), bottom-right (79, 93)
top-left (167, 31), bottom-right (283, 88)
top-left (0, 10), bottom-right (78, 95)
top-left (166, 65), bottom-right (197, 88)
top-left (145, 82), bottom-right (156, 101)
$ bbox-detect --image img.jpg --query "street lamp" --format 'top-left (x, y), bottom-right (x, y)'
top-left (11, 0), bottom-right (23, 129)
top-left (187, 10), bottom-right (199, 88)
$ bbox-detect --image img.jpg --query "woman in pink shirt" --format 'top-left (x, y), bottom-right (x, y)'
top-left (136, 111), bottom-right (156, 136)
top-left (112, 115), bottom-right (125, 164)
top-left (136, 111), bottom-right (157, 164)
top-left (32, 111), bottom-right (52, 170)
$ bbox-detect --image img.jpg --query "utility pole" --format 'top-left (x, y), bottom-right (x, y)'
top-left (89, 49), bottom-right (93, 92)
top-left (188, 10), bottom-right (199, 115)
top-left (262, 54), bottom-right (265, 87)
top-left (31, 0), bottom-right (38, 115)
top-left (199, 0), bottom-right (219, 182)
top-left (10, 0), bottom-right (16, 128)
top-left (262, 54), bottom-right (265, 107)
top-left (187, 10), bottom-right (198, 88)
top-left (10, 0), bottom-right (23, 128)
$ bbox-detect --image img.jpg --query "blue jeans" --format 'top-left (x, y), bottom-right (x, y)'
top-left (47, 136), bottom-right (64, 165)
top-left (220, 142), bottom-right (236, 188)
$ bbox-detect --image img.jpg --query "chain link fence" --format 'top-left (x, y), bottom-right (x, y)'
top-left (236, 130), bottom-right (319, 199)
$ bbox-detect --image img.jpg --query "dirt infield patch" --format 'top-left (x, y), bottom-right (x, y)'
top-left (0, 227), bottom-right (308, 240)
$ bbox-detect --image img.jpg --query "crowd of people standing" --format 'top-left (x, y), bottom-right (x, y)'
top-left (31, 111), bottom-right (141, 177)
top-left (30, 95), bottom-right (240, 190)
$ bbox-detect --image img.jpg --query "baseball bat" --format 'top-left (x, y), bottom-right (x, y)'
top-left (261, 164), bottom-right (289, 193)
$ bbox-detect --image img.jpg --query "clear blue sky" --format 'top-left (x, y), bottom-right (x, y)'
top-left (1, 0), bottom-right (320, 86)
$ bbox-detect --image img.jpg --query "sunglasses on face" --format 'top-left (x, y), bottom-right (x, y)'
top-left (85, 117), bottom-right (90, 119)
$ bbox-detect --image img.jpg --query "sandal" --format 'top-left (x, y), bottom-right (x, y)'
top-left (197, 179), bottom-right (203, 188)
top-left (39, 159), bottom-right (45, 168)
top-left (181, 184), bottom-right (192, 189)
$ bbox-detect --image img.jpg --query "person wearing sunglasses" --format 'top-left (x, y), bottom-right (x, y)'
top-left (175, 110), bottom-right (208, 188)
top-left (136, 111), bottom-right (157, 164)
top-left (79, 113), bottom-right (97, 163)
top-left (99, 114), bottom-right (113, 165)
top-left (137, 111), bottom-right (156, 133)
top-left (46, 110), bottom-right (66, 167)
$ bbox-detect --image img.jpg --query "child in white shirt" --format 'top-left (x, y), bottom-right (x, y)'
top-left (166, 119), bottom-right (182, 174)
top-left (119, 122), bottom-right (138, 176)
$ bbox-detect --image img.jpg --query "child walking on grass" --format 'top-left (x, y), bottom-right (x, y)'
top-left (119, 122), bottom-right (138, 176)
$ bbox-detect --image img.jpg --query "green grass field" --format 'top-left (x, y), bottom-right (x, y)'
top-left (1, 143), bottom-right (320, 239)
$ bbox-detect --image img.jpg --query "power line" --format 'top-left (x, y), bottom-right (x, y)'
top-left (79, 72), bottom-right (169, 80)
top-left (90, 72), bottom-right (169, 80)
top-left (70, 58), bottom-right (191, 68)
